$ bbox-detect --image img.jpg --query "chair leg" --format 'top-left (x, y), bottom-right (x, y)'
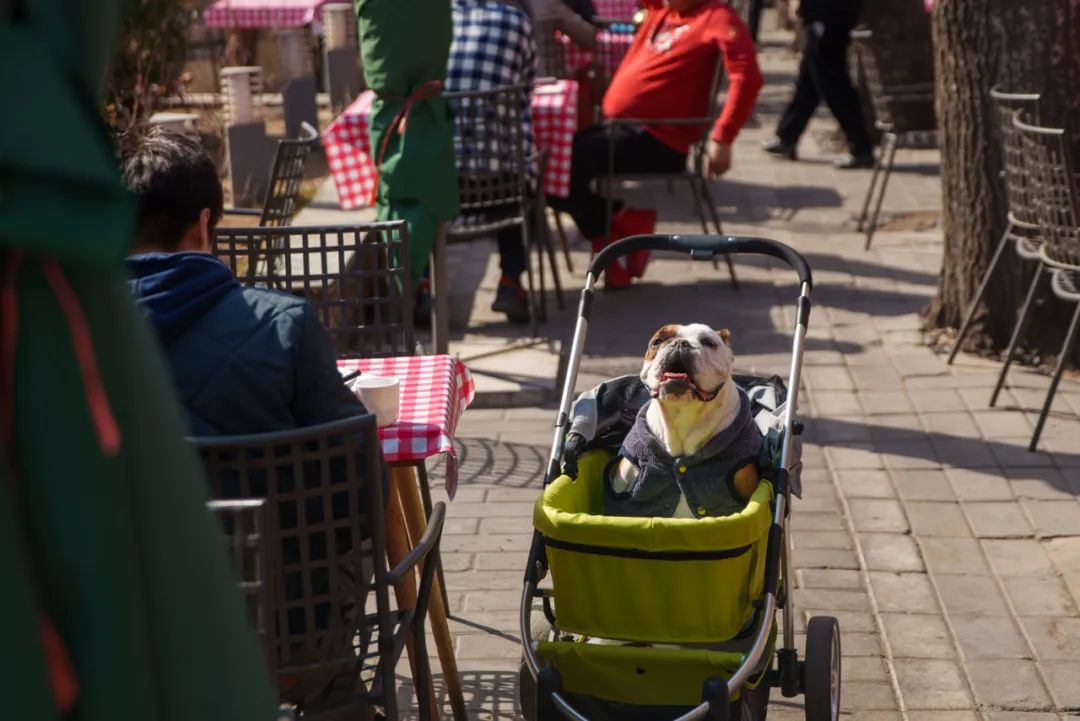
top-left (948, 221), bottom-right (1015, 365)
top-left (699, 179), bottom-right (740, 290)
top-left (990, 262), bottom-right (1045, 408)
top-left (522, 219), bottom-right (541, 335)
top-left (552, 209), bottom-right (574, 273)
top-left (415, 461), bottom-right (449, 613)
top-left (539, 199), bottom-right (565, 311)
top-left (864, 133), bottom-right (898, 250)
top-left (857, 141), bottom-right (885, 232)
top-left (1029, 298), bottom-right (1080, 451)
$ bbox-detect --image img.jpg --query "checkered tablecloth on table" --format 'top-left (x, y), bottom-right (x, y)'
top-left (323, 80), bottom-right (579, 209)
top-left (593, 0), bottom-right (638, 20)
top-left (337, 355), bottom-right (475, 498)
top-left (561, 28), bottom-right (636, 80)
top-left (203, 0), bottom-right (330, 28)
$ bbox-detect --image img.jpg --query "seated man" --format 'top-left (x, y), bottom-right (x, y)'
top-left (549, 0), bottom-right (764, 285)
top-left (446, 0), bottom-right (538, 323)
top-left (122, 127), bottom-right (367, 436)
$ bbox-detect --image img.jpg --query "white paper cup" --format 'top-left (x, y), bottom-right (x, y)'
top-left (350, 376), bottom-right (400, 427)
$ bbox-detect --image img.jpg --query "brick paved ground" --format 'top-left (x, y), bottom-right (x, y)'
top-left (410, 33), bottom-right (1080, 721)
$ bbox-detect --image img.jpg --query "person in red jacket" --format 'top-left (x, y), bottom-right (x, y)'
top-left (549, 0), bottom-right (763, 285)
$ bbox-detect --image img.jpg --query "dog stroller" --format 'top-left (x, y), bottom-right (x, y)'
top-left (519, 235), bottom-right (840, 721)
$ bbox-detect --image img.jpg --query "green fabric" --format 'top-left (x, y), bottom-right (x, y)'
top-left (356, 0), bottom-right (459, 281)
top-left (534, 451), bottom-right (773, 643)
top-left (0, 3), bottom-right (276, 719)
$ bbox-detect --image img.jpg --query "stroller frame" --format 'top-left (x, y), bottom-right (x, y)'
top-left (520, 235), bottom-right (837, 721)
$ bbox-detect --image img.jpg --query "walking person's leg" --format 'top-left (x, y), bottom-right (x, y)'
top-left (805, 21), bottom-right (874, 165)
top-left (765, 34), bottom-right (821, 158)
top-left (747, 0), bottom-right (765, 43)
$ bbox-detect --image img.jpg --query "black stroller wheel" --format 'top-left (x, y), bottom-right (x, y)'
top-left (804, 616), bottom-right (841, 721)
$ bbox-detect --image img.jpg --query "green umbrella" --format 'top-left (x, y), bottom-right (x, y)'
top-left (0, 3), bottom-right (276, 719)
top-left (356, 0), bottom-right (460, 283)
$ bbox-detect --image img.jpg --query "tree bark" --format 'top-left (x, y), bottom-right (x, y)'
top-left (926, 0), bottom-right (1080, 364)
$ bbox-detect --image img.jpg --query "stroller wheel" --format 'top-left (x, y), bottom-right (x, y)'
top-left (804, 616), bottom-right (841, 721)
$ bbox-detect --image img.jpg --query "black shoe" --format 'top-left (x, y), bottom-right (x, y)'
top-left (491, 277), bottom-right (531, 324)
top-left (834, 153), bottom-right (874, 169)
top-left (762, 138), bottom-right (797, 160)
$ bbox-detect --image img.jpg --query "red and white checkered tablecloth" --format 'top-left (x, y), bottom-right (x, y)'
top-left (593, 0), bottom-right (638, 20)
top-left (323, 80), bottom-right (579, 210)
top-left (562, 28), bottom-right (636, 80)
top-left (203, 0), bottom-right (330, 28)
top-left (337, 355), bottom-right (475, 499)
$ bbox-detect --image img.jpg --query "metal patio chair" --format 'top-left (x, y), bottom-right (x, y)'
top-left (225, 121), bottom-right (320, 228)
top-left (195, 414), bottom-right (446, 721)
top-left (442, 83), bottom-right (565, 337)
top-left (997, 113), bottom-right (1080, 451)
top-left (850, 29), bottom-right (937, 248)
top-left (948, 87), bottom-right (1042, 365)
top-left (601, 58), bottom-right (739, 286)
top-left (213, 221), bottom-right (414, 359)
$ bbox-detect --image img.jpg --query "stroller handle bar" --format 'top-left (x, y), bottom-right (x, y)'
top-left (589, 234), bottom-right (814, 290)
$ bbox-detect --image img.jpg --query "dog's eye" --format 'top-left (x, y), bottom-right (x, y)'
top-left (651, 337), bottom-right (663, 347)
top-left (701, 336), bottom-right (717, 348)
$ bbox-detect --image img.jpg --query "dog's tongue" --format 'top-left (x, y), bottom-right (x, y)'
top-left (661, 372), bottom-right (689, 382)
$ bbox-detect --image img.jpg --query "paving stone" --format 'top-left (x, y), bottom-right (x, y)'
top-left (905, 501), bottom-right (971, 537)
top-left (1020, 617), bottom-right (1080, 661)
top-left (798, 568), bottom-right (863, 590)
top-left (841, 680), bottom-right (899, 710)
top-left (827, 444), bottom-right (885, 470)
top-left (861, 533), bottom-right (924, 572)
top-left (848, 498), bottom-right (909, 533)
top-left (892, 658), bottom-right (973, 709)
top-left (963, 501), bottom-right (1034, 538)
top-left (858, 390), bottom-right (914, 414)
top-left (1041, 660), bottom-right (1080, 710)
top-left (867, 413), bottom-right (925, 440)
top-left (931, 436), bottom-right (1001, 468)
top-left (936, 574), bottom-right (1010, 617)
top-left (907, 713), bottom-right (979, 721)
top-left (878, 439), bottom-right (942, 470)
top-left (798, 588), bottom-right (871, 611)
top-left (794, 547), bottom-right (861, 569)
top-left (972, 409), bottom-right (1034, 437)
top-left (983, 539), bottom-right (1055, 577)
top-left (813, 390), bottom-right (863, 415)
top-left (1006, 467), bottom-right (1075, 500)
top-left (946, 467), bottom-right (1015, 501)
top-left (1023, 499), bottom-right (1080, 537)
top-left (880, 612), bottom-right (955, 658)
top-left (792, 512), bottom-right (848, 533)
top-left (919, 537), bottom-right (991, 575)
top-left (992, 439), bottom-right (1057, 468)
top-left (869, 571), bottom-right (938, 613)
top-left (986, 713), bottom-right (1060, 721)
top-left (1003, 575), bottom-right (1078, 617)
top-left (908, 388), bottom-right (966, 413)
top-left (892, 469), bottom-right (957, 501)
top-left (966, 659), bottom-right (1052, 710)
top-left (794, 530), bottom-right (855, 549)
top-left (842, 655), bottom-right (891, 683)
top-left (921, 411), bottom-right (981, 438)
top-left (950, 614), bottom-right (1030, 659)
top-left (836, 469), bottom-right (896, 498)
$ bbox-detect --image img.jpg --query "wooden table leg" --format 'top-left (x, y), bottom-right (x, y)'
top-left (391, 465), bottom-right (468, 721)
top-left (385, 468), bottom-right (442, 718)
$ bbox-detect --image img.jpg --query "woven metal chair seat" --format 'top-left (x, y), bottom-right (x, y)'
top-left (1015, 233), bottom-right (1045, 260)
top-left (1051, 268), bottom-right (1080, 301)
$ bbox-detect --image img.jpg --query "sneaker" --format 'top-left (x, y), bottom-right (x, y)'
top-left (491, 276), bottom-right (531, 323)
top-left (834, 152), bottom-right (874, 169)
top-left (762, 138), bottom-right (797, 160)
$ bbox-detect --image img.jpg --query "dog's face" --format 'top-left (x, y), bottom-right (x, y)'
top-left (640, 323), bottom-right (734, 402)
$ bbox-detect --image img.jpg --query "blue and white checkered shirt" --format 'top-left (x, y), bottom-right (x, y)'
top-left (447, 0), bottom-right (538, 175)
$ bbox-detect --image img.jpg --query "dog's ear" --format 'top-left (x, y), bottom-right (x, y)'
top-left (717, 328), bottom-right (732, 346)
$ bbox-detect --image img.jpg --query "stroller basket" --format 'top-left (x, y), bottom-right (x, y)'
top-left (535, 450), bottom-right (774, 644)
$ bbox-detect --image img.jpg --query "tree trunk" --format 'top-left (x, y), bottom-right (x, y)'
top-left (926, 0), bottom-right (1080, 365)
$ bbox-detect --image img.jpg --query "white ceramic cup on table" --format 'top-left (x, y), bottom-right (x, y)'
top-left (350, 376), bottom-right (401, 427)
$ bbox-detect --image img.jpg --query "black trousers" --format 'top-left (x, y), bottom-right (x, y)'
top-left (775, 19), bottom-right (873, 156)
top-left (747, 0), bottom-right (764, 42)
top-left (549, 124), bottom-right (686, 241)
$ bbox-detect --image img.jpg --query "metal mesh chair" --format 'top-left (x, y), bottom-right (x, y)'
top-left (850, 29), bottom-right (937, 248)
top-left (207, 498), bottom-right (279, 678)
top-left (601, 58), bottom-right (739, 286)
top-left (443, 84), bottom-right (564, 335)
top-left (948, 87), bottom-right (1041, 365)
top-left (195, 414), bottom-right (446, 720)
top-left (213, 221), bottom-right (415, 358)
top-left (995, 112), bottom-right (1080, 451)
top-left (225, 121), bottom-right (320, 228)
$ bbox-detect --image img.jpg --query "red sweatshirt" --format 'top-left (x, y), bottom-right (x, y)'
top-left (602, 0), bottom-right (764, 153)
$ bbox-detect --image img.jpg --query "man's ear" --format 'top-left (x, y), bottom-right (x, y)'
top-left (196, 208), bottom-right (212, 252)
top-left (717, 328), bottom-right (732, 346)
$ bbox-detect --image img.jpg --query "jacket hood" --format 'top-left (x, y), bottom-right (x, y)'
top-left (128, 252), bottom-right (240, 346)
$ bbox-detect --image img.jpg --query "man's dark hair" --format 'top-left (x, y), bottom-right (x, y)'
top-left (121, 126), bottom-right (224, 251)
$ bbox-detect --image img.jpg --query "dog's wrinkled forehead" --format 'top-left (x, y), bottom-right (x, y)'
top-left (643, 323), bottom-right (728, 361)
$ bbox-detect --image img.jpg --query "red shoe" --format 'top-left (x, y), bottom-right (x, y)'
top-left (588, 235), bottom-right (633, 288)
top-left (612, 207), bottom-right (656, 278)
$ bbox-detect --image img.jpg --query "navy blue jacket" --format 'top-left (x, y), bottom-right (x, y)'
top-left (128, 252), bottom-right (367, 437)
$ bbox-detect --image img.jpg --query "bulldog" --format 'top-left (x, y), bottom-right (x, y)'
top-left (605, 324), bottom-right (763, 518)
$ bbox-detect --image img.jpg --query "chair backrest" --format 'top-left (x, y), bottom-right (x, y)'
top-left (445, 84), bottom-right (532, 215)
top-left (535, 17), bottom-right (570, 80)
top-left (990, 86), bottom-right (1041, 229)
top-left (207, 498), bottom-right (278, 679)
top-left (213, 221), bottom-right (415, 358)
top-left (194, 414), bottom-right (394, 716)
top-left (1014, 111), bottom-right (1080, 269)
top-left (850, 29), bottom-right (935, 133)
top-left (260, 122), bottom-right (320, 228)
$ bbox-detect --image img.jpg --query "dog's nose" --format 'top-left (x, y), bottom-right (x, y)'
top-left (671, 338), bottom-right (691, 348)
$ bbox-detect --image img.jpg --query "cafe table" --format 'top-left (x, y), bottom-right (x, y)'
top-left (203, 0), bottom-right (334, 28)
top-left (323, 79), bottom-right (579, 210)
top-left (337, 354), bottom-right (475, 721)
